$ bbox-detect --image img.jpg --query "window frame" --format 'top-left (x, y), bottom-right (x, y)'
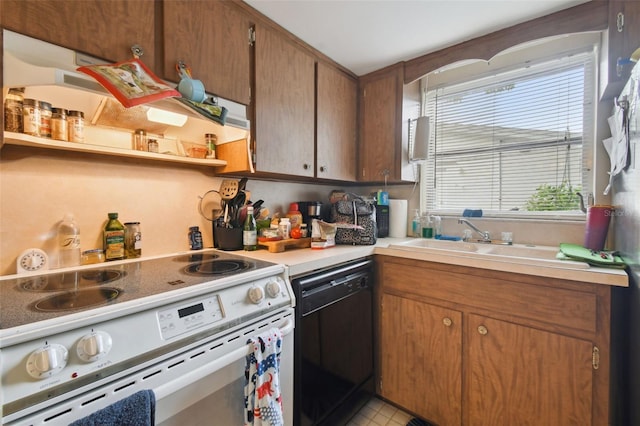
top-left (418, 33), bottom-right (600, 221)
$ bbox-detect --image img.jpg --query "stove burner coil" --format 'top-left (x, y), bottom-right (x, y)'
top-left (19, 270), bottom-right (125, 292)
top-left (32, 287), bottom-right (122, 312)
top-left (173, 253), bottom-right (220, 263)
top-left (183, 260), bottom-right (251, 275)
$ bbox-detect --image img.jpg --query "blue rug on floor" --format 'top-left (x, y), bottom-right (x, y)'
top-left (407, 418), bottom-right (432, 426)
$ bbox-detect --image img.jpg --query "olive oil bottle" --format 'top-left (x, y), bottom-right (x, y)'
top-left (103, 212), bottom-right (125, 261)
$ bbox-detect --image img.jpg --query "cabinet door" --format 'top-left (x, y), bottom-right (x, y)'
top-left (254, 24), bottom-right (315, 177)
top-left (379, 293), bottom-right (462, 425)
top-left (163, 1), bottom-right (252, 105)
top-left (317, 62), bottom-right (357, 181)
top-left (359, 67), bottom-right (402, 182)
top-left (1, 0), bottom-right (155, 64)
top-left (466, 314), bottom-right (594, 425)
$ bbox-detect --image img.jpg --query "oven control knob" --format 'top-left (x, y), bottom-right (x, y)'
top-left (77, 331), bottom-right (113, 362)
top-left (265, 280), bottom-right (282, 298)
top-left (26, 344), bottom-right (68, 379)
top-left (248, 286), bottom-right (265, 304)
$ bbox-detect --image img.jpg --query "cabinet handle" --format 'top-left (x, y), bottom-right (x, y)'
top-left (442, 317), bottom-right (452, 327)
top-left (477, 325), bottom-right (488, 335)
top-left (319, 165), bottom-right (327, 173)
top-left (303, 164), bottom-right (310, 170)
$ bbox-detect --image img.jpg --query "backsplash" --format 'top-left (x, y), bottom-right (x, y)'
top-left (0, 144), bottom-right (589, 276)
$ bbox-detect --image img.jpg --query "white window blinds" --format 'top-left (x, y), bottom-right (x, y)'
top-left (422, 50), bottom-right (595, 214)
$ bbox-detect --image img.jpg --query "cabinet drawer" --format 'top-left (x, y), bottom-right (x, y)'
top-left (381, 259), bottom-right (597, 334)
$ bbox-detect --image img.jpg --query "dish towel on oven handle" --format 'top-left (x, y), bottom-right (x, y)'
top-left (69, 389), bottom-right (155, 426)
top-left (244, 327), bottom-right (284, 426)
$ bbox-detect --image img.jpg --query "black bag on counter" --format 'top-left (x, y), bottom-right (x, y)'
top-left (330, 195), bottom-right (377, 245)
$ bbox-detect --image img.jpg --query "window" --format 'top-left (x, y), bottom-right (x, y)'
top-left (420, 37), bottom-right (597, 217)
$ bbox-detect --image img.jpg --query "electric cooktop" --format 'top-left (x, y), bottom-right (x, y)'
top-left (0, 250), bottom-right (280, 330)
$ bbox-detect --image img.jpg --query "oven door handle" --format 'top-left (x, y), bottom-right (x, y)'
top-left (153, 318), bottom-right (294, 400)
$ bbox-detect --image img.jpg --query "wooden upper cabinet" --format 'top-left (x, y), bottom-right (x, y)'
top-left (1, 0), bottom-right (155, 65)
top-left (602, 0), bottom-right (640, 99)
top-left (162, 0), bottom-right (252, 105)
top-left (359, 65), bottom-right (403, 182)
top-left (317, 62), bottom-right (357, 181)
top-left (254, 24), bottom-right (315, 177)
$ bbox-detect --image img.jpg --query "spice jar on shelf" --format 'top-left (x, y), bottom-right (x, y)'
top-left (67, 110), bottom-right (84, 142)
top-left (51, 107), bottom-right (68, 141)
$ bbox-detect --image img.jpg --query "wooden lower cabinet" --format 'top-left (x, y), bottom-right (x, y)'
top-left (376, 255), bottom-right (611, 426)
top-left (466, 314), bottom-right (593, 426)
top-left (380, 294), bottom-right (462, 425)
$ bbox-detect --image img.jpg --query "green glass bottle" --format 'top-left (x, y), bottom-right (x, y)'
top-left (243, 206), bottom-right (257, 251)
top-left (104, 212), bottom-right (125, 261)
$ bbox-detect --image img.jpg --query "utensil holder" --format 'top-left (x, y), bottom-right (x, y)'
top-left (214, 223), bottom-right (243, 251)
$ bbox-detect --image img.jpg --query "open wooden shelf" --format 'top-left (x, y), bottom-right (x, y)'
top-left (2, 132), bottom-right (228, 167)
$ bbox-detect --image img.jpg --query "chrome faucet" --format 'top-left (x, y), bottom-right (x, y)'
top-left (458, 218), bottom-right (491, 242)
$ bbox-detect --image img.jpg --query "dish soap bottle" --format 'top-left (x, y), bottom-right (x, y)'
top-left (58, 213), bottom-right (80, 268)
top-left (411, 209), bottom-right (421, 238)
top-left (243, 206), bottom-right (257, 251)
top-left (103, 212), bottom-right (125, 261)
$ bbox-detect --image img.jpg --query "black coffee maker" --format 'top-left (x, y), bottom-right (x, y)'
top-left (298, 201), bottom-right (323, 231)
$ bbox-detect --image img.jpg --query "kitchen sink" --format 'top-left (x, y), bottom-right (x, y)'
top-left (389, 239), bottom-right (590, 269)
top-left (391, 238), bottom-right (479, 252)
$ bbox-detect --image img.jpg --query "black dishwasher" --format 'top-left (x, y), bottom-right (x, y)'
top-left (292, 258), bottom-right (374, 426)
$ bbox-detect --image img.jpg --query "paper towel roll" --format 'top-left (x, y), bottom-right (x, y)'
top-left (389, 199), bottom-right (408, 238)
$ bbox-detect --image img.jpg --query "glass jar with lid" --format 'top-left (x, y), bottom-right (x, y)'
top-left (22, 98), bottom-right (40, 136)
top-left (39, 101), bottom-right (52, 138)
top-left (51, 107), bottom-right (68, 141)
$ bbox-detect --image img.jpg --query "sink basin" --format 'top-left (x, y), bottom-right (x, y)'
top-left (389, 239), bottom-right (590, 269)
top-left (476, 244), bottom-right (560, 259)
top-left (392, 239), bottom-right (478, 252)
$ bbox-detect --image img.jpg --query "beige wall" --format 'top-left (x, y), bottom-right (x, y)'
top-left (0, 144), bottom-right (415, 276)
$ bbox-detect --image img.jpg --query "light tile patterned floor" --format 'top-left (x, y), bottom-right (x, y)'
top-left (346, 397), bottom-right (413, 426)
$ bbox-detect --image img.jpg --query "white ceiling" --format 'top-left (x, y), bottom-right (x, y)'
top-left (244, 0), bottom-right (590, 76)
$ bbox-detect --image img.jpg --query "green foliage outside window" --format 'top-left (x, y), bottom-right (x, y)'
top-left (524, 182), bottom-right (581, 211)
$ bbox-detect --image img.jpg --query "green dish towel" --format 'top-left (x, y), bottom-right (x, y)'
top-left (557, 243), bottom-right (626, 268)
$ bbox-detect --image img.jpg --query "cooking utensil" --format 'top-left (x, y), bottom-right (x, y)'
top-left (219, 179), bottom-right (239, 200)
top-left (220, 180), bottom-right (239, 228)
top-left (198, 190), bottom-right (223, 221)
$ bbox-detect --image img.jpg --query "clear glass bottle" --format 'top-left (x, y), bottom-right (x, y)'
top-left (433, 215), bottom-right (442, 239)
top-left (124, 222), bottom-right (142, 258)
top-left (57, 213), bottom-right (80, 268)
top-left (243, 206), bottom-right (257, 251)
top-left (411, 209), bottom-right (421, 237)
top-left (103, 212), bottom-right (125, 261)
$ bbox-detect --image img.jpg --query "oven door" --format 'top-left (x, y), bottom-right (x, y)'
top-left (156, 314), bottom-right (294, 425)
top-left (5, 310), bottom-right (294, 426)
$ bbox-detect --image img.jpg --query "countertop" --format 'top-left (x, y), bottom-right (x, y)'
top-left (231, 237), bottom-right (630, 287)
